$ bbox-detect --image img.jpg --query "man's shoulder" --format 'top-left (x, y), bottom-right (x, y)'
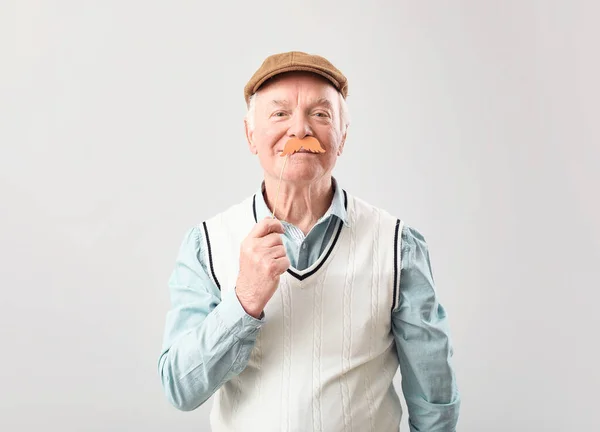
top-left (346, 191), bottom-right (401, 225)
top-left (345, 191), bottom-right (426, 242)
top-left (197, 193), bottom-right (257, 242)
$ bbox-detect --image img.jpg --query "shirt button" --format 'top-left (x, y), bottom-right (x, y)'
top-left (302, 243), bottom-right (307, 250)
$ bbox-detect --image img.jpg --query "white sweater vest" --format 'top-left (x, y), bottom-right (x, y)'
top-left (202, 190), bottom-right (405, 432)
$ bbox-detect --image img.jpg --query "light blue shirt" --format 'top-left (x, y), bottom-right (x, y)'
top-left (158, 178), bottom-right (460, 431)
top-left (255, 177), bottom-right (350, 270)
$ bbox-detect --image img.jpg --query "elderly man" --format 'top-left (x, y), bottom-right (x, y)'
top-left (158, 51), bottom-right (460, 432)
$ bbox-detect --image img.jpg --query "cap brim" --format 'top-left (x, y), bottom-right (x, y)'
top-left (251, 65), bottom-right (342, 96)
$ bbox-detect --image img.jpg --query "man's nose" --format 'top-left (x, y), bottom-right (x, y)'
top-left (288, 111), bottom-right (312, 139)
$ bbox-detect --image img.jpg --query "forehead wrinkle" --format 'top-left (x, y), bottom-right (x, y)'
top-left (269, 99), bottom-right (290, 108)
top-left (269, 96), bottom-right (335, 109)
top-left (310, 97), bottom-right (335, 110)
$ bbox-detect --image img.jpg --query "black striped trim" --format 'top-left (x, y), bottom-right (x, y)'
top-left (251, 189), bottom-right (348, 282)
top-left (287, 218), bottom-right (344, 281)
top-left (202, 221), bottom-right (221, 290)
top-left (391, 219), bottom-right (401, 312)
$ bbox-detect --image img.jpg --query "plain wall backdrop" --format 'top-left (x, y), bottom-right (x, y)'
top-left (1, 1), bottom-right (599, 431)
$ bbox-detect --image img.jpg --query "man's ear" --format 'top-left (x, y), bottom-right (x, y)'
top-left (244, 119), bottom-right (258, 155)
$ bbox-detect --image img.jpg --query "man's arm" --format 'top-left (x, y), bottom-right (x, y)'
top-left (391, 225), bottom-right (461, 431)
top-left (157, 226), bottom-right (264, 411)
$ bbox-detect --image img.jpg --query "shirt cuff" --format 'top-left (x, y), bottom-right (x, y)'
top-left (214, 288), bottom-right (265, 338)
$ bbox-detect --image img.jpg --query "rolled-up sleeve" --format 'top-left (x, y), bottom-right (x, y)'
top-left (392, 225), bottom-right (461, 431)
top-left (158, 226), bottom-right (264, 411)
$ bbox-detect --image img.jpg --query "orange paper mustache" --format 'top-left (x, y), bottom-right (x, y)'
top-left (280, 136), bottom-right (326, 156)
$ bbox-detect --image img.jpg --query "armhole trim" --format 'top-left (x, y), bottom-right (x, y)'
top-left (202, 221), bottom-right (221, 291)
top-left (392, 219), bottom-right (403, 312)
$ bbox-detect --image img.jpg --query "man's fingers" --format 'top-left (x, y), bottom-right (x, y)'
top-left (260, 232), bottom-right (284, 248)
top-left (273, 255), bottom-right (291, 272)
top-left (250, 217), bottom-right (285, 238)
top-left (269, 244), bottom-right (288, 260)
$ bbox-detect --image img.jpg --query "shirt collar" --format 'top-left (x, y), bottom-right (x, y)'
top-left (254, 176), bottom-right (350, 227)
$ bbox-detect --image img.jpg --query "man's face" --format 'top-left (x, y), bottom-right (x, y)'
top-left (245, 72), bottom-right (347, 185)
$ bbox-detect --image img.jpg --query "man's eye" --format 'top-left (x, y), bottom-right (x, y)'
top-left (273, 111), bottom-right (287, 117)
top-left (314, 112), bottom-right (329, 118)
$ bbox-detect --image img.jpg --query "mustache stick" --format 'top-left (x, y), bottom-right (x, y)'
top-left (271, 155), bottom-right (290, 219)
top-left (271, 137), bottom-right (326, 219)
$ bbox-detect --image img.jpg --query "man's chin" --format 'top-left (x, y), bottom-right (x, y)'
top-left (269, 166), bottom-right (321, 183)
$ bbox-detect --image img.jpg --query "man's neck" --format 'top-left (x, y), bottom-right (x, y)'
top-left (262, 175), bottom-right (334, 236)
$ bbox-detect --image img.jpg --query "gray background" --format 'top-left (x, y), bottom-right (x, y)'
top-left (1, 1), bottom-right (598, 431)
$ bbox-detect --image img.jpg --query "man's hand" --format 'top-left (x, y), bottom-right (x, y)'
top-left (235, 217), bottom-right (290, 318)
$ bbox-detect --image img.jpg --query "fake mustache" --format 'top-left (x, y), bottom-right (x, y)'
top-left (280, 136), bottom-right (326, 156)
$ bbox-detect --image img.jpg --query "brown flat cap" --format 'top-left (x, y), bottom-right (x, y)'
top-left (244, 51), bottom-right (348, 105)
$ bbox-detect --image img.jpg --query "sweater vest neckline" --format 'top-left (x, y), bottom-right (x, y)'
top-left (251, 189), bottom-right (348, 282)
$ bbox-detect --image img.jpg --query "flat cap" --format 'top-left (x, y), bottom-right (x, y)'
top-left (244, 51), bottom-right (348, 105)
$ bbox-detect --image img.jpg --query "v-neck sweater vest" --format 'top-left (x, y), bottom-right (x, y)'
top-left (202, 190), bottom-right (405, 432)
